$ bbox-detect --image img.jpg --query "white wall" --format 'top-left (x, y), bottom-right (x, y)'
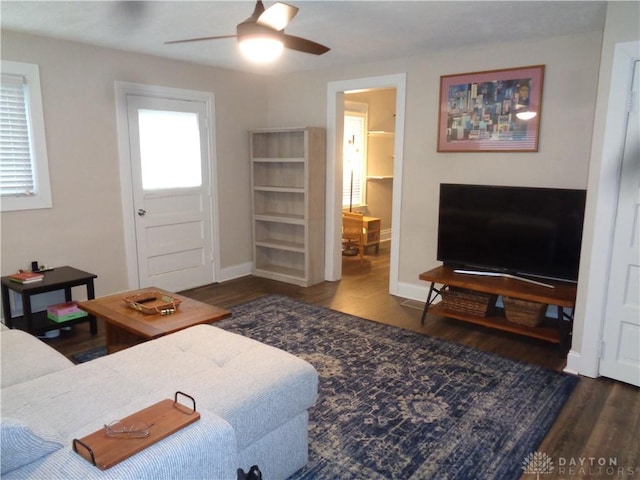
top-left (0, 31), bottom-right (268, 296)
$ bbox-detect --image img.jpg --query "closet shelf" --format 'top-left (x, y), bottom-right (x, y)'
top-left (367, 131), bottom-right (394, 137)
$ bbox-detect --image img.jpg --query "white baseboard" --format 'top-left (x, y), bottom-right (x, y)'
top-left (396, 281), bottom-right (429, 303)
top-left (565, 349), bottom-right (599, 378)
top-left (218, 262), bottom-right (252, 283)
top-left (564, 350), bottom-right (582, 376)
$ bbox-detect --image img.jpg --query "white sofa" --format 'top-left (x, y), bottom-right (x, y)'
top-left (0, 323), bottom-right (318, 479)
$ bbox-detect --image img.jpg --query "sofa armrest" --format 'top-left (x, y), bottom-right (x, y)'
top-left (1, 412), bottom-right (238, 480)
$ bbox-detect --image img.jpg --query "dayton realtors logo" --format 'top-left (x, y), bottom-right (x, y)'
top-left (522, 451), bottom-right (554, 479)
top-left (522, 451), bottom-right (638, 478)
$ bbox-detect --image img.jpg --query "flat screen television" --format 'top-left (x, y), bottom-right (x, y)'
top-left (437, 184), bottom-right (587, 283)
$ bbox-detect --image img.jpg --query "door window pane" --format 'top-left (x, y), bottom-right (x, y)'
top-left (138, 109), bottom-right (202, 190)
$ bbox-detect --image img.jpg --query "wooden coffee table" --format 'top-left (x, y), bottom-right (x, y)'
top-left (78, 287), bottom-right (231, 354)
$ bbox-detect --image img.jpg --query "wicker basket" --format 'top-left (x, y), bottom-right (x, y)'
top-left (123, 291), bottom-right (182, 315)
top-left (503, 296), bottom-right (546, 327)
top-left (441, 287), bottom-right (496, 317)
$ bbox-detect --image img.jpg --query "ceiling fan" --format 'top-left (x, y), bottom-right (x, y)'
top-left (165, 1), bottom-right (330, 62)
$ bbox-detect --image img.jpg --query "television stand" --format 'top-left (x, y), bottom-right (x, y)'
top-left (453, 269), bottom-right (555, 289)
top-left (419, 266), bottom-right (577, 353)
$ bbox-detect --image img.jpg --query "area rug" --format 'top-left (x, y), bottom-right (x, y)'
top-left (220, 295), bottom-right (578, 480)
top-left (73, 345), bottom-right (107, 363)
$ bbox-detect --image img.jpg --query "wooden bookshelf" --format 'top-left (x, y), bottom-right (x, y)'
top-left (250, 128), bottom-right (325, 287)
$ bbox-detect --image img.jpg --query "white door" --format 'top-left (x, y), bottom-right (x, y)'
top-left (599, 60), bottom-right (640, 387)
top-left (126, 94), bottom-right (214, 292)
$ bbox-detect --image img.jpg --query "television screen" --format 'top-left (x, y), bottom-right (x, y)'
top-left (437, 184), bottom-right (587, 282)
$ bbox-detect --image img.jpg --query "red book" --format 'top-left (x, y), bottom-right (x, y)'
top-left (9, 271), bottom-right (44, 284)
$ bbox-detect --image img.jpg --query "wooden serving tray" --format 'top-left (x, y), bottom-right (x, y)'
top-left (73, 392), bottom-right (200, 470)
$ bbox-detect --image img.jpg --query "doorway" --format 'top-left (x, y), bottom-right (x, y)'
top-left (326, 74), bottom-right (407, 294)
top-left (343, 90), bottom-right (396, 254)
top-left (115, 82), bottom-right (221, 291)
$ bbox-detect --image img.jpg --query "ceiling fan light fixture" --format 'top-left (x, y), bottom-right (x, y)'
top-left (239, 36), bottom-right (284, 63)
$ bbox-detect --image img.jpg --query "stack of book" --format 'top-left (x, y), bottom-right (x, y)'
top-left (9, 271), bottom-right (44, 284)
top-left (47, 301), bottom-right (88, 323)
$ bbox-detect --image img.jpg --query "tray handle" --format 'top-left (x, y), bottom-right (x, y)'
top-left (73, 438), bottom-right (96, 466)
top-left (174, 391), bottom-right (197, 415)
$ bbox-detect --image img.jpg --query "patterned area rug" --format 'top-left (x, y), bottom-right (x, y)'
top-left (73, 345), bottom-right (107, 363)
top-left (220, 295), bottom-right (578, 480)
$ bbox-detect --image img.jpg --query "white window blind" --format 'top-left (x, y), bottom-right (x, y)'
top-left (0, 60), bottom-right (51, 211)
top-left (343, 112), bottom-right (367, 210)
top-left (0, 73), bottom-right (35, 196)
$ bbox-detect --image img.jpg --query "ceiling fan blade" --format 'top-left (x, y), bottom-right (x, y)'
top-left (258, 2), bottom-right (299, 31)
top-left (165, 34), bottom-right (237, 45)
top-left (283, 34), bottom-right (330, 55)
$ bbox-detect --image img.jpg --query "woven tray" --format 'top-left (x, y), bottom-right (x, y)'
top-left (441, 287), bottom-right (496, 317)
top-left (123, 291), bottom-right (182, 315)
top-left (503, 296), bottom-right (546, 327)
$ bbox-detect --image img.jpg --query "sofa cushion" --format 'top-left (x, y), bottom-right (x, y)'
top-left (1, 329), bottom-right (74, 388)
top-left (0, 417), bottom-right (64, 474)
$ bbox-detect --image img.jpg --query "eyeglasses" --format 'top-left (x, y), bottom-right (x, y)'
top-left (104, 420), bottom-right (153, 438)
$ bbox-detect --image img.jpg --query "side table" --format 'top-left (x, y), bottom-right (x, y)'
top-left (1, 266), bottom-right (98, 336)
top-left (363, 216), bottom-right (381, 254)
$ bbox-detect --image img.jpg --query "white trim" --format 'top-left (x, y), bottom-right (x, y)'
top-left (0, 61), bottom-right (52, 212)
top-left (326, 74), bottom-right (407, 295)
top-left (397, 280), bottom-right (430, 304)
top-left (564, 351), bottom-right (582, 376)
top-left (219, 262), bottom-right (253, 282)
top-left (572, 40), bottom-right (640, 379)
top-left (114, 81), bottom-right (221, 289)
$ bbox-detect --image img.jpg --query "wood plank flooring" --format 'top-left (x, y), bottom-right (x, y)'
top-left (45, 244), bottom-right (640, 479)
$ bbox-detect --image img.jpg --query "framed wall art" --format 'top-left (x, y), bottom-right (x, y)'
top-left (437, 65), bottom-right (544, 152)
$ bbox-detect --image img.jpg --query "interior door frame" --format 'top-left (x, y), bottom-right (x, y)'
top-left (114, 81), bottom-right (221, 290)
top-left (326, 74), bottom-right (407, 294)
top-left (567, 40), bottom-right (640, 378)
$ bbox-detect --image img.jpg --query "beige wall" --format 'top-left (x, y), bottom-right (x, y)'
top-left (1, 27), bottom-right (604, 299)
top-left (266, 31), bottom-right (603, 291)
top-left (1, 31), bottom-right (267, 296)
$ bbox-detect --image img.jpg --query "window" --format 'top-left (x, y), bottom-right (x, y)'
top-left (343, 102), bottom-right (368, 210)
top-left (0, 61), bottom-right (52, 211)
top-left (138, 109), bottom-right (202, 190)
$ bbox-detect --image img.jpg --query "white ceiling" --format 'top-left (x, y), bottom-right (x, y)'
top-left (1, 1), bottom-right (607, 75)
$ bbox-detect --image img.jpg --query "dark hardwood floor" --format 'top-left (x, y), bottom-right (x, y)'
top-left (47, 244), bottom-right (639, 479)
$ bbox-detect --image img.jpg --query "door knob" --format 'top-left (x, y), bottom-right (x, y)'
top-left (137, 209), bottom-right (146, 216)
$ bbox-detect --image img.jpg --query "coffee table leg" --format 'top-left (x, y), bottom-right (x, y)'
top-left (105, 322), bottom-right (145, 354)
top-left (105, 322), bottom-right (117, 355)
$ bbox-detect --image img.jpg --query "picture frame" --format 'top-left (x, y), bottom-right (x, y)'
top-left (437, 65), bottom-right (545, 152)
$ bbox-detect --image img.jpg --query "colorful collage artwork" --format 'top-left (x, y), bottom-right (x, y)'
top-left (438, 65), bottom-right (544, 152)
